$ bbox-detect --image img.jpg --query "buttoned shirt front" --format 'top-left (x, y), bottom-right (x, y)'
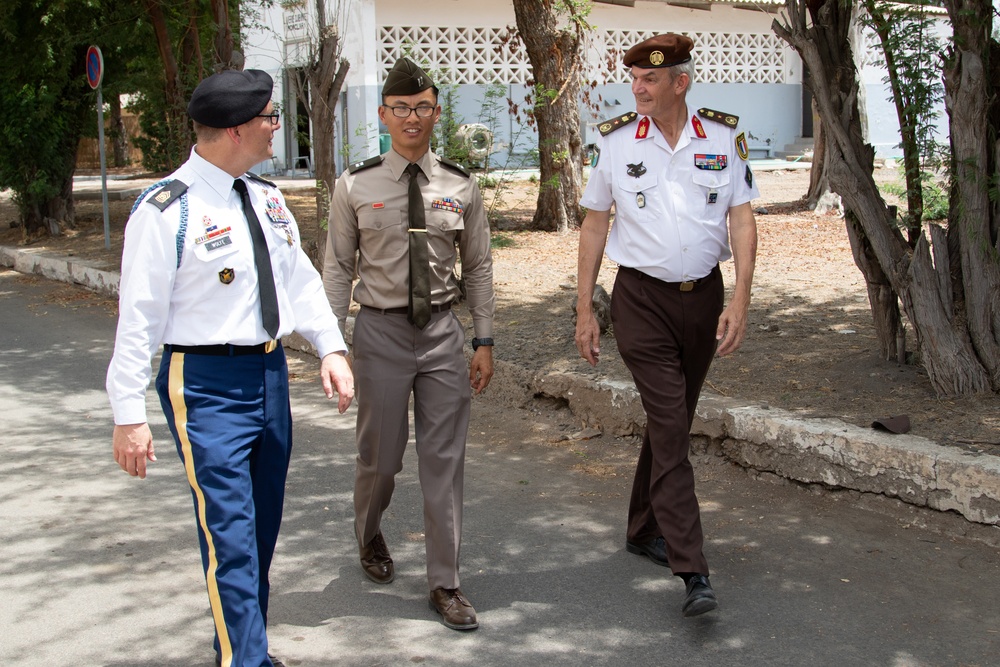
top-left (580, 104), bottom-right (760, 283)
top-left (107, 147), bottom-right (347, 424)
top-left (324, 148), bottom-right (496, 338)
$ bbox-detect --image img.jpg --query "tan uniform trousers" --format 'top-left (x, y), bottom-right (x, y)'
top-left (611, 265), bottom-right (724, 576)
top-left (352, 306), bottom-right (471, 590)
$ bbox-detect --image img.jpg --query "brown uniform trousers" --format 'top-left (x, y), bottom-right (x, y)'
top-left (612, 265), bottom-right (723, 575)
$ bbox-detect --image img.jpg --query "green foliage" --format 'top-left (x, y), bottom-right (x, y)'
top-left (490, 232), bottom-right (516, 249)
top-left (880, 168), bottom-right (949, 221)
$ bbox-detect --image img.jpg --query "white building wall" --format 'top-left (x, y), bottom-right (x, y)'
top-left (244, 0), bottom-right (931, 171)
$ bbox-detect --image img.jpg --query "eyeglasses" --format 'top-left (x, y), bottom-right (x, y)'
top-left (257, 112), bottom-right (281, 126)
top-left (387, 105), bottom-right (436, 119)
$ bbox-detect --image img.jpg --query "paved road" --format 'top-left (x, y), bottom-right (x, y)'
top-left (1, 269), bottom-right (998, 667)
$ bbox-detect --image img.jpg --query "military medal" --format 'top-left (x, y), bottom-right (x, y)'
top-left (219, 268), bottom-right (235, 284)
top-left (694, 154), bottom-right (727, 170)
top-left (626, 162), bottom-right (647, 178)
top-left (636, 192), bottom-right (646, 209)
top-left (265, 197), bottom-right (291, 224)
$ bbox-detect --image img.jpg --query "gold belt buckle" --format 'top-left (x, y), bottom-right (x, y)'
top-left (680, 281), bottom-right (695, 292)
top-left (264, 339), bottom-right (278, 353)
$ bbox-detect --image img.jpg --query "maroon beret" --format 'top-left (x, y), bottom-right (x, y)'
top-left (623, 33), bottom-right (694, 69)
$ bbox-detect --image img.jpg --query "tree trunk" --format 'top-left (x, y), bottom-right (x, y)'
top-left (146, 0), bottom-right (191, 170)
top-left (293, 0), bottom-right (350, 269)
top-left (210, 0), bottom-right (235, 70)
top-left (845, 210), bottom-right (902, 360)
top-left (181, 3), bottom-right (205, 82)
top-left (110, 93), bottom-right (129, 168)
top-left (805, 98), bottom-right (827, 208)
top-left (941, 0), bottom-right (1000, 389)
top-left (774, 0), bottom-right (994, 395)
top-left (511, 0), bottom-right (585, 232)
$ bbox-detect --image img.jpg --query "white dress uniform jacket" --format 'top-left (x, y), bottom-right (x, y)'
top-left (580, 105), bottom-right (760, 283)
top-left (107, 148), bottom-right (347, 425)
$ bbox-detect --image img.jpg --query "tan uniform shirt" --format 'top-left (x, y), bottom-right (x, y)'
top-left (324, 148), bottom-right (495, 339)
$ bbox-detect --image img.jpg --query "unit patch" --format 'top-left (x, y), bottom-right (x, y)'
top-left (745, 165), bottom-right (754, 188)
top-left (736, 132), bottom-right (749, 161)
top-left (219, 268), bottom-right (235, 284)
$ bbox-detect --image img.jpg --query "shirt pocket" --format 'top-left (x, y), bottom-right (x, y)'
top-left (614, 172), bottom-right (660, 222)
top-left (692, 169), bottom-right (732, 206)
top-left (358, 208), bottom-right (406, 259)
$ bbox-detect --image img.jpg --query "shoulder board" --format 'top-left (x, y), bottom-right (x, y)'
top-left (246, 172), bottom-right (276, 188)
top-left (698, 107), bottom-right (739, 129)
top-left (439, 156), bottom-right (470, 178)
top-left (348, 155), bottom-right (384, 174)
top-left (598, 112), bottom-right (638, 136)
top-left (145, 180), bottom-right (188, 212)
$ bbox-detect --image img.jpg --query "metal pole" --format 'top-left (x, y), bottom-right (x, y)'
top-left (96, 85), bottom-right (110, 250)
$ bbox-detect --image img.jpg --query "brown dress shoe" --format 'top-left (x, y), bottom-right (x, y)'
top-left (429, 587), bottom-right (479, 630)
top-left (359, 531), bottom-right (394, 584)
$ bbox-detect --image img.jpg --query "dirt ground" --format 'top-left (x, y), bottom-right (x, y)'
top-left (2, 166), bottom-right (998, 454)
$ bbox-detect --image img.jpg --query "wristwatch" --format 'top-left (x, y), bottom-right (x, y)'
top-left (472, 337), bottom-right (494, 351)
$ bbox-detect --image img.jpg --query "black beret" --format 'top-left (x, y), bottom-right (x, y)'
top-left (623, 33), bottom-right (694, 69)
top-left (382, 57), bottom-right (437, 97)
top-left (187, 69), bottom-right (273, 128)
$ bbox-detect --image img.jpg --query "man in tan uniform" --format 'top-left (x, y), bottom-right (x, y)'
top-left (323, 57), bottom-right (495, 630)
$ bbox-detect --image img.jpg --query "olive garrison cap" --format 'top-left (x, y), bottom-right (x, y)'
top-left (623, 33), bottom-right (694, 69)
top-left (187, 69), bottom-right (273, 128)
top-left (382, 57), bottom-right (438, 97)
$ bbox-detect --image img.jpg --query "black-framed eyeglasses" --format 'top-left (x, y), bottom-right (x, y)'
top-left (388, 105), bottom-right (436, 119)
top-left (257, 112), bottom-right (281, 126)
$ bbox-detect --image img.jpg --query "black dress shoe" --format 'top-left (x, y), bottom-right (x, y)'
top-left (625, 536), bottom-right (669, 567)
top-left (268, 653), bottom-right (287, 667)
top-left (682, 574), bottom-right (718, 617)
top-left (360, 531), bottom-right (394, 584)
top-left (429, 587), bottom-right (479, 630)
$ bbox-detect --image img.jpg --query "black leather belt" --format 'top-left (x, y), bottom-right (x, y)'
top-left (619, 265), bottom-right (720, 292)
top-left (164, 340), bottom-right (280, 356)
top-left (362, 302), bottom-right (452, 315)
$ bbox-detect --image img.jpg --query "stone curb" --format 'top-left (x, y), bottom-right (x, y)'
top-left (3, 244), bottom-right (998, 528)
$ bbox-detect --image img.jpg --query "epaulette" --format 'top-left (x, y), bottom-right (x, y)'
top-left (246, 172), bottom-right (276, 188)
top-left (698, 107), bottom-right (739, 129)
top-left (598, 111), bottom-right (638, 136)
top-left (145, 180), bottom-right (188, 211)
top-left (439, 156), bottom-right (470, 178)
top-left (348, 155), bottom-right (384, 174)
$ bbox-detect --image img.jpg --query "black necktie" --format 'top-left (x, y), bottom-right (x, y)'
top-left (405, 163), bottom-right (431, 329)
top-left (233, 179), bottom-right (280, 339)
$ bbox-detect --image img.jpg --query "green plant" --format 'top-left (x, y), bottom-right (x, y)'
top-left (491, 233), bottom-right (516, 249)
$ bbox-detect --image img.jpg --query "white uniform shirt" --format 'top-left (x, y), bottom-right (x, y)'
top-left (107, 147), bottom-right (347, 424)
top-left (580, 105), bottom-right (760, 283)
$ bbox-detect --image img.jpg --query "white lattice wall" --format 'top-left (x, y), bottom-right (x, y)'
top-left (378, 25), bottom-right (789, 85)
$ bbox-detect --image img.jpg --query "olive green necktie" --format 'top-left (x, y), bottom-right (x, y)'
top-left (405, 163), bottom-right (431, 329)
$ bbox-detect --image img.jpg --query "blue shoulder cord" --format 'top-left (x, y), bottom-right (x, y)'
top-left (131, 179), bottom-right (189, 268)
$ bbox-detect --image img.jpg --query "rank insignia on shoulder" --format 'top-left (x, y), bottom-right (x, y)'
top-left (247, 172), bottom-right (277, 188)
top-left (219, 268), bottom-right (235, 284)
top-left (439, 157), bottom-right (471, 178)
top-left (698, 107), bottom-right (739, 129)
top-left (146, 180), bottom-right (188, 212)
top-left (348, 155), bottom-right (384, 174)
top-left (598, 111), bottom-right (638, 136)
top-left (736, 132), bottom-right (749, 161)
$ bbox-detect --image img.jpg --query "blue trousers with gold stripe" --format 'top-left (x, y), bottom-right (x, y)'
top-left (155, 346), bottom-right (291, 667)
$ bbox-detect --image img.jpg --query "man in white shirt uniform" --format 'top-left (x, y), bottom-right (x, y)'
top-left (106, 69), bottom-right (354, 667)
top-left (575, 33), bottom-right (758, 618)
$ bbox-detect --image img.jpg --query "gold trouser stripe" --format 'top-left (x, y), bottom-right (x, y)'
top-left (168, 353), bottom-right (233, 667)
